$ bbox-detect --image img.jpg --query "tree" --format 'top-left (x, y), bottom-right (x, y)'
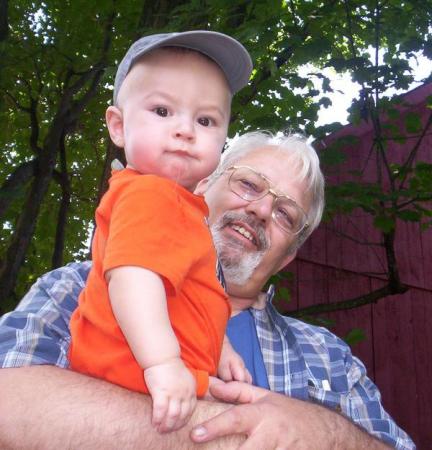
top-left (280, 0), bottom-right (432, 319)
top-left (0, 0), bottom-right (431, 316)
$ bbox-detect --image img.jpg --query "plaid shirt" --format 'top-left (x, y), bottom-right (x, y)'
top-left (0, 262), bottom-right (415, 449)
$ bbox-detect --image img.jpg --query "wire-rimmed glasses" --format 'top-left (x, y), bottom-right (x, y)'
top-left (224, 165), bottom-right (309, 235)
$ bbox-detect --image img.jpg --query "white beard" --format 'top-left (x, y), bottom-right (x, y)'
top-left (210, 212), bottom-right (270, 285)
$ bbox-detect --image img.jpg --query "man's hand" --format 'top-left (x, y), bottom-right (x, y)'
top-left (144, 357), bottom-right (197, 433)
top-left (217, 337), bottom-right (252, 383)
top-left (190, 381), bottom-right (390, 450)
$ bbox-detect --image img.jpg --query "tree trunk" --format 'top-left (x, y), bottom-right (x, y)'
top-left (51, 135), bottom-right (71, 269)
top-left (0, 134), bottom-right (58, 301)
top-left (0, 159), bottom-right (37, 219)
top-left (0, 0), bottom-right (8, 41)
top-left (0, 10), bottom-right (114, 303)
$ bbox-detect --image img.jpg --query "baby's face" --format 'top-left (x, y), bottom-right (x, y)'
top-left (113, 49), bottom-right (231, 191)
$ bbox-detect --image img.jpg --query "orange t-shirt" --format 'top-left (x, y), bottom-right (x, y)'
top-left (69, 170), bottom-right (230, 396)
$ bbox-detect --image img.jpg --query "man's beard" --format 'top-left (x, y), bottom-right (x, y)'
top-left (210, 212), bottom-right (270, 285)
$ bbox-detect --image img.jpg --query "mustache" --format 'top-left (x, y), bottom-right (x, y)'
top-left (213, 211), bottom-right (270, 251)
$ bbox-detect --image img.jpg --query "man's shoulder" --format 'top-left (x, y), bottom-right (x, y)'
top-left (12, 261), bottom-right (92, 314)
top-left (39, 261), bottom-right (92, 290)
top-left (46, 260), bottom-right (92, 280)
top-left (0, 261), bottom-right (91, 368)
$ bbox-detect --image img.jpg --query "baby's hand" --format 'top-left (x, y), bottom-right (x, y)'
top-left (144, 358), bottom-right (197, 433)
top-left (218, 337), bottom-right (252, 384)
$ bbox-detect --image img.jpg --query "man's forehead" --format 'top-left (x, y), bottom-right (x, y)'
top-left (235, 147), bottom-right (296, 183)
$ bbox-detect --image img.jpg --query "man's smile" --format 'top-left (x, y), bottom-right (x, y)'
top-left (218, 213), bottom-right (269, 252)
top-left (230, 223), bottom-right (257, 246)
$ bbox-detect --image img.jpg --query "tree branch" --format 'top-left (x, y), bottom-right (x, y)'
top-left (65, 10), bottom-right (115, 130)
top-left (343, 0), bottom-right (358, 60)
top-left (0, 159), bottom-right (38, 219)
top-left (397, 194), bottom-right (432, 210)
top-left (0, 8), bottom-right (116, 303)
top-left (398, 110), bottom-right (432, 190)
top-left (232, 0), bottom-right (340, 122)
top-left (324, 224), bottom-right (383, 246)
top-left (51, 134), bottom-right (71, 269)
top-left (289, 281), bottom-right (408, 317)
top-left (0, 0), bottom-right (8, 41)
top-left (28, 96), bottom-right (42, 154)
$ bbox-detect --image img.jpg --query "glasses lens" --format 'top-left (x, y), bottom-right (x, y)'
top-left (227, 166), bottom-right (308, 235)
top-left (272, 197), bottom-right (306, 234)
top-left (229, 167), bottom-right (268, 201)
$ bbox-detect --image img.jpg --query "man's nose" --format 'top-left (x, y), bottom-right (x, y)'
top-left (244, 193), bottom-right (274, 223)
top-left (173, 117), bottom-right (195, 141)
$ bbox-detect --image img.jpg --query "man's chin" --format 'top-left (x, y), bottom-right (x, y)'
top-left (219, 251), bottom-right (263, 286)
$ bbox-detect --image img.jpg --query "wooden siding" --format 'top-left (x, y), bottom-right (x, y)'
top-left (282, 83), bottom-right (432, 449)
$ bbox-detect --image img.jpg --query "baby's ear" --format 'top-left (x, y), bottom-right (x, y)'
top-left (194, 177), bottom-right (210, 195)
top-left (105, 106), bottom-right (125, 147)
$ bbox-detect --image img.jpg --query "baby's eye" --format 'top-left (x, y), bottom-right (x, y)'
top-left (197, 116), bottom-right (214, 127)
top-left (153, 107), bottom-right (169, 117)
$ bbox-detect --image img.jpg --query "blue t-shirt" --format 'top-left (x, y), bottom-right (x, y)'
top-left (226, 310), bottom-right (269, 389)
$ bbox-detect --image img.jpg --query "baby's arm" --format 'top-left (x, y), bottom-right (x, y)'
top-left (107, 266), bottom-right (196, 433)
top-left (217, 336), bottom-right (252, 384)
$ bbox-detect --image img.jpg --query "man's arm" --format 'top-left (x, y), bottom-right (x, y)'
top-left (0, 263), bottom-right (243, 449)
top-left (191, 382), bottom-right (392, 450)
top-left (0, 366), bottom-right (244, 450)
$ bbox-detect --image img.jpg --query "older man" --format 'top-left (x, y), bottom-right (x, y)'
top-left (0, 132), bottom-right (414, 449)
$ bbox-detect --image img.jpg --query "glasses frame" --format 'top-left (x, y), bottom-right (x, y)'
top-left (224, 165), bottom-right (310, 235)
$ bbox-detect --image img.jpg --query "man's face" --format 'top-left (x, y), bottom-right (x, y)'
top-left (197, 146), bottom-right (311, 297)
top-left (107, 49), bottom-right (231, 191)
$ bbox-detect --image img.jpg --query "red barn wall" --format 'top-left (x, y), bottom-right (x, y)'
top-left (283, 83), bottom-right (432, 449)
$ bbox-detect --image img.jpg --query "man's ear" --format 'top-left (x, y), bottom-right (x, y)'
top-left (194, 177), bottom-right (210, 195)
top-left (105, 106), bottom-right (125, 148)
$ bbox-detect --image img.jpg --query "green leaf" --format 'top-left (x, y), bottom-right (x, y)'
top-left (405, 112), bottom-right (422, 134)
top-left (2, 0), bottom-right (432, 313)
top-left (343, 328), bottom-right (366, 347)
top-left (277, 286), bottom-right (291, 302)
top-left (374, 215), bottom-right (395, 232)
top-left (320, 146), bottom-right (346, 166)
top-left (386, 108), bottom-right (400, 120)
top-left (397, 209), bottom-right (421, 222)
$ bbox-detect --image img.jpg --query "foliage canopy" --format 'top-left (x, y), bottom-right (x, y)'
top-left (1, 0), bottom-right (431, 315)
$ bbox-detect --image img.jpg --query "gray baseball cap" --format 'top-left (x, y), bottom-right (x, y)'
top-left (113, 30), bottom-right (253, 104)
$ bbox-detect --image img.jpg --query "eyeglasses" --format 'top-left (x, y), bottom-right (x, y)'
top-left (224, 165), bottom-right (309, 235)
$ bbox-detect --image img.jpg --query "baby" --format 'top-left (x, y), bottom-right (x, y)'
top-left (69, 31), bottom-right (253, 433)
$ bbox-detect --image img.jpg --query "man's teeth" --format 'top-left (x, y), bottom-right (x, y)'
top-left (232, 225), bottom-right (253, 242)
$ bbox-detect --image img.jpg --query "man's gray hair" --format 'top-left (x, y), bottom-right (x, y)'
top-left (208, 131), bottom-right (325, 250)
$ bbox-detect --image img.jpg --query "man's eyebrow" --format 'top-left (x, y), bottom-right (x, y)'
top-left (253, 167), bottom-right (303, 205)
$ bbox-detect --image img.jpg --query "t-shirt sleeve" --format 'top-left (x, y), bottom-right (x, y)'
top-left (103, 176), bottom-right (198, 295)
